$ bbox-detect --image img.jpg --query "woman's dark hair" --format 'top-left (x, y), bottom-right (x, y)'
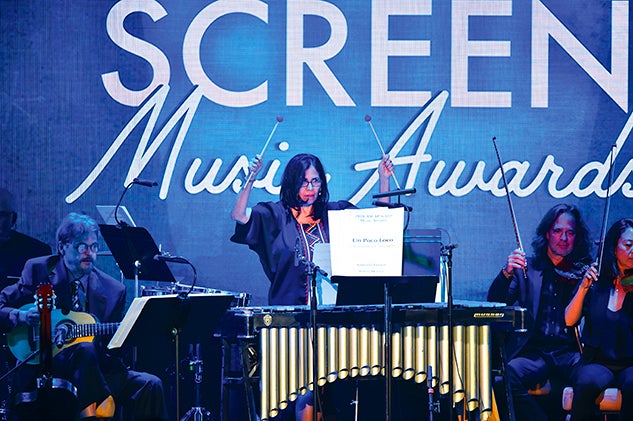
top-left (280, 154), bottom-right (329, 219)
top-left (531, 203), bottom-right (592, 262)
top-left (600, 218), bottom-right (633, 280)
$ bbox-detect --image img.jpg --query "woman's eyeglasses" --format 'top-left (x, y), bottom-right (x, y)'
top-left (301, 178), bottom-right (322, 189)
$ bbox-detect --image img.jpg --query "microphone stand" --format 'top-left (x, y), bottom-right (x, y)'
top-left (427, 365), bottom-right (439, 421)
top-left (295, 249), bottom-right (326, 421)
top-left (153, 253), bottom-right (197, 420)
top-left (441, 243), bottom-right (457, 421)
top-left (372, 188), bottom-right (416, 421)
top-left (384, 278), bottom-right (393, 421)
top-left (310, 264), bottom-right (319, 421)
top-left (0, 349), bottom-right (41, 383)
top-left (113, 177), bottom-right (158, 299)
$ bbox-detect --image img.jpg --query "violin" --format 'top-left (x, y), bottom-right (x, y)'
top-left (621, 268), bottom-right (633, 287)
top-left (553, 260), bottom-right (591, 282)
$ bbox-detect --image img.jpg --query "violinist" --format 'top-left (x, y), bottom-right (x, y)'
top-left (488, 203), bottom-right (593, 421)
top-left (565, 217), bottom-right (633, 421)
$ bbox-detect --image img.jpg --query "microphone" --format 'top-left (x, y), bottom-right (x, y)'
top-left (132, 178), bottom-right (158, 187)
top-left (372, 201), bottom-right (413, 212)
top-left (153, 254), bottom-right (189, 264)
top-left (54, 325), bottom-right (69, 349)
top-left (315, 266), bottom-right (328, 277)
top-left (372, 188), bottom-right (417, 199)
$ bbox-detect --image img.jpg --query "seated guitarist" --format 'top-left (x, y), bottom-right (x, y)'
top-left (0, 212), bottom-right (168, 420)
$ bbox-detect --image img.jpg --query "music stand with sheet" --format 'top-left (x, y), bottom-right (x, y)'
top-left (108, 293), bottom-right (235, 419)
top-left (99, 225), bottom-right (175, 299)
top-left (333, 275), bottom-right (438, 306)
top-left (96, 205), bottom-right (136, 227)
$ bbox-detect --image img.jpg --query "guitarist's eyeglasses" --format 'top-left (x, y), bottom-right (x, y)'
top-left (73, 242), bottom-right (99, 254)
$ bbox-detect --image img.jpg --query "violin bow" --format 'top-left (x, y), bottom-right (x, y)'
top-left (596, 144), bottom-right (617, 275)
top-left (492, 137), bottom-right (528, 278)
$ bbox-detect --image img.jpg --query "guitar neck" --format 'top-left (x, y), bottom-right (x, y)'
top-left (68, 322), bottom-right (120, 341)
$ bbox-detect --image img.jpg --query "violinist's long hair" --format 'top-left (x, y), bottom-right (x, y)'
top-left (600, 218), bottom-right (633, 281)
top-left (280, 154), bottom-right (330, 220)
top-left (531, 204), bottom-right (592, 263)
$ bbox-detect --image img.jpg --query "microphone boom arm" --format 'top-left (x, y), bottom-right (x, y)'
top-left (113, 178), bottom-right (157, 227)
top-left (153, 254), bottom-right (198, 298)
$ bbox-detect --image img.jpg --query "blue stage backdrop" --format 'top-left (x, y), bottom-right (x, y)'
top-left (1, 0), bottom-right (631, 305)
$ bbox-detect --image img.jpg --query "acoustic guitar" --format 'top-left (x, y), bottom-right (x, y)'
top-left (7, 304), bottom-right (120, 364)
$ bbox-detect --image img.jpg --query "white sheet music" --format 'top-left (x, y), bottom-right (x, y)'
top-left (328, 207), bottom-right (404, 277)
top-left (107, 294), bottom-right (154, 349)
top-left (96, 205), bottom-right (136, 227)
top-left (312, 243), bottom-right (332, 277)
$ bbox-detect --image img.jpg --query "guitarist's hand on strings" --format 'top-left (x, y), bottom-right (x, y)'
top-left (14, 308), bottom-right (39, 327)
top-left (502, 249), bottom-right (526, 279)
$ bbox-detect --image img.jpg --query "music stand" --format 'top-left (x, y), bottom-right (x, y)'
top-left (99, 225), bottom-right (176, 297)
top-left (97, 205), bottom-right (136, 227)
top-left (333, 275), bottom-right (438, 306)
top-left (331, 276), bottom-right (425, 421)
top-left (108, 293), bottom-right (235, 420)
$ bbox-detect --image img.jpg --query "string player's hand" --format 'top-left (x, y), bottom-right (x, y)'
top-left (503, 249), bottom-right (526, 278)
top-left (581, 262), bottom-right (598, 290)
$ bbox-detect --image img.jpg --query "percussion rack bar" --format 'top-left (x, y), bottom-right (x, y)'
top-left (218, 302), bottom-right (526, 421)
